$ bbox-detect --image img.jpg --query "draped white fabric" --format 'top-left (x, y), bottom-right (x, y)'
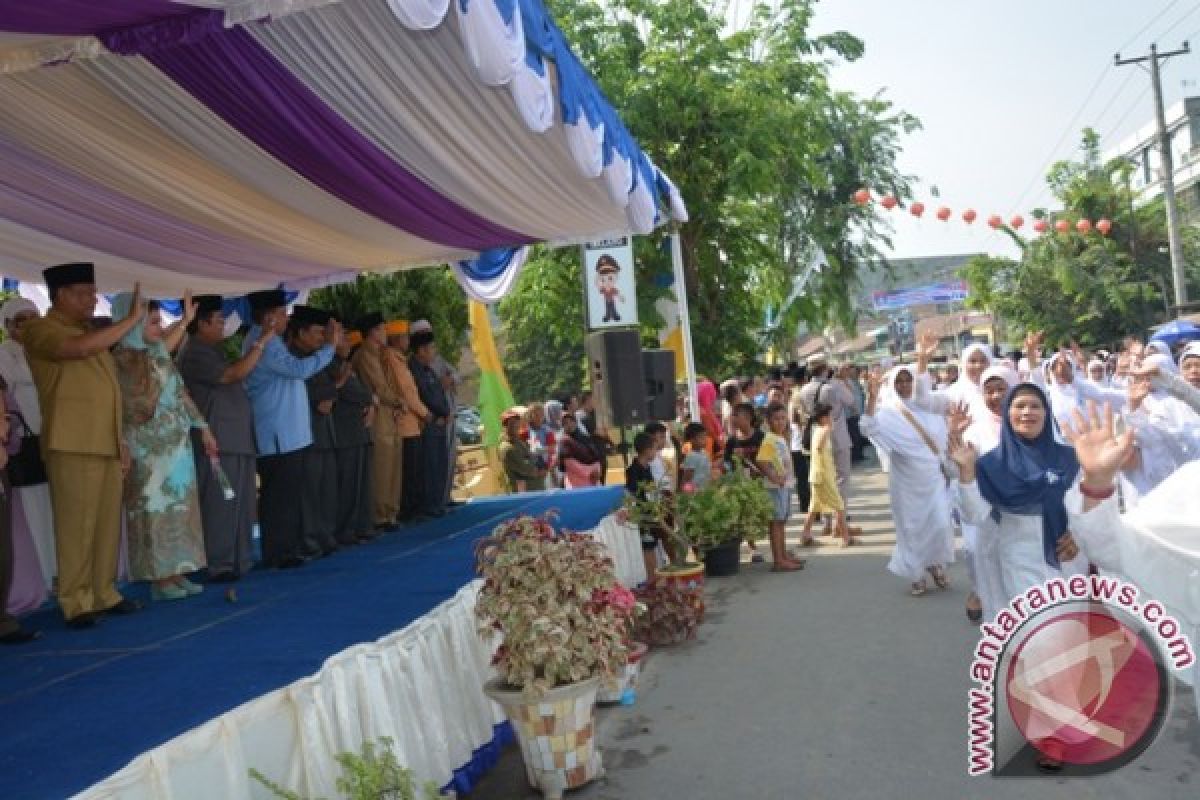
top-left (72, 513), bottom-right (645, 800)
top-left (385, 0), bottom-right (452, 30)
top-left (454, 0), bottom-right (525, 87)
top-left (249, 2), bottom-right (629, 244)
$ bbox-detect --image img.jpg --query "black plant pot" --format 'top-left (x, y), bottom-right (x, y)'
top-left (702, 537), bottom-right (742, 577)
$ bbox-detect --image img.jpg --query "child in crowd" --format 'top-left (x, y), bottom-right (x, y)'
top-left (800, 403), bottom-right (855, 547)
top-left (724, 402), bottom-right (766, 561)
top-left (679, 423), bottom-right (713, 491)
top-left (756, 404), bottom-right (804, 572)
top-left (625, 432), bottom-right (667, 580)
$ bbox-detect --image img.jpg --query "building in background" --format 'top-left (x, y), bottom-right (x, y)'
top-left (1109, 95), bottom-right (1200, 226)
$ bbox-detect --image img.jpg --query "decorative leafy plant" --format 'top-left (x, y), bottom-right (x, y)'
top-left (718, 466), bottom-right (773, 545)
top-left (250, 737), bottom-right (443, 800)
top-left (676, 479), bottom-right (737, 551)
top-left (474, 513), bottom-right (639, 698)
top-left (632, 581), bottom-right (700, 647)
top-left (620, 483), bottom-right (695, 568)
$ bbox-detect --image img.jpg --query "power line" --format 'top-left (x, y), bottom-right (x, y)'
top-left (1100, 83), bottom-right (1155, 151)
top-left (1117, 0), bottom-right (1183, 54)
top-left (1008, 64), bottom-right (1112, 214)
top-left (1153, 0), bottom-right (1200, 42)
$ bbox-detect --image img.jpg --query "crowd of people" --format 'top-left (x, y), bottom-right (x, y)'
top-left (1, 263), bottom-right (463, 644)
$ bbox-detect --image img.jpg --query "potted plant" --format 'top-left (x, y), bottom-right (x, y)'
top-left (689, 468), bottom-right (772, 576)
top-left (474, 514), bottom-right (638, 799)
top-left (631, 581), bottom-right (701, 646)
top-left (621, 484), bottom-right (707, 598)
top-left (250, 737), bottom-right (446, 799)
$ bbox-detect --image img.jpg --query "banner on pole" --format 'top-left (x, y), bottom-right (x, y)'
top-left (872, 280), bottom-right (968, 312)
top-left (582, 236), bottom-right (637, 330)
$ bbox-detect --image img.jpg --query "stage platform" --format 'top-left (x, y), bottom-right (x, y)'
top-left (0, 487), bottom-right (621, 800)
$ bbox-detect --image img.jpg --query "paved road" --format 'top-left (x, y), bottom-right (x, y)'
top-left (469, 462), bottom-right (1199, 800)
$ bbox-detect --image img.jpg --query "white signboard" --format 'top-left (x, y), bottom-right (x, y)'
top-left (582, 236), bottom-right (637, 330)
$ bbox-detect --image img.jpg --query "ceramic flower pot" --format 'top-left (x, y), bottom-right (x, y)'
top-left (484, 676), bottom-right (603, 799)
top-left (596, 641), bottom-right (649, 704)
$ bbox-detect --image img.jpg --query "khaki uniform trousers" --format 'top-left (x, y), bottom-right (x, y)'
top-left (371, 414), bottom-right (404, 525)
top-left (45, 451), bottom-right (123, 620)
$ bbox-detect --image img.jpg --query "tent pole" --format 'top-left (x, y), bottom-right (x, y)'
top-left (669, 226), bottom-right (699, 420)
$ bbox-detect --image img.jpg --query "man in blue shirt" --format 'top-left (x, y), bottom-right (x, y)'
top-left (243, 292), bottom-right (340, 567)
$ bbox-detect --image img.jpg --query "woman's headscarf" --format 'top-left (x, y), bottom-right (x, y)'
top-left (1179, 341), bottom-right (1200, 368)
top-left (968, 364), bottom-right (1019, 454)
top-left (976, 383), bottom-right (1080, 568)
top-left (697, 380), bottom-right (718, 412)
top-left (0, 297), bottom-right (37, 330)
top-left (111, 292), bottom-right (166, 355)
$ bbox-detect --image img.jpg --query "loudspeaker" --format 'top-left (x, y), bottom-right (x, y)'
top-left (642, 349), bottom-right (677, 421)
top-left (585, 330), bottom-right (646, 428)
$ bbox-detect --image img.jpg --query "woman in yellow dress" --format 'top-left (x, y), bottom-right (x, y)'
top-left (800, 403), bottom-right (856, 546)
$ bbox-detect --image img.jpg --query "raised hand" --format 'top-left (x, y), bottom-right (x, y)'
top-left (946, 433), bottom-right (978, 477)
top-left (917, 331), bottom-right (938, 363)
top-left (181, 289), bottom-right (197, 324)
top-left (866, 370), bottom-right (884, 398)
top-left (130, 282), bottom-right (146, 321)
top-left (946, 401), bottom-right (973, 438)
top-left (1023, 330), bottom-right (1044, 362)
top-left (1061, 400), bottom-right (1135, 488)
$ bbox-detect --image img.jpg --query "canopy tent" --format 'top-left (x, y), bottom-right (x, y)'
top-left (0, 0), bottom-right (687, 299)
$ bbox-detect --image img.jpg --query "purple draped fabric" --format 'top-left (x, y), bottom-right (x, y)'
top-left (0, 134), bottom-right (341, 284)
top-left (0, 1), bottom-right (191, 36)
top-left (102, 16), bottom-right (534, 250)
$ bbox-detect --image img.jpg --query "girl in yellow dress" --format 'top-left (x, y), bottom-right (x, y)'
top-left (800, 403), bottom-right (856, 546)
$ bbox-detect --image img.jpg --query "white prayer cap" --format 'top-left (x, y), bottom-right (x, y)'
top-left (1180, 342), bottom-right (1200, 365)
top-left (410, 319), bottom-right (433, 334)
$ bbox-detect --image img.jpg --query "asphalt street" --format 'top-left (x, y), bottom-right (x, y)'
top-left (468, 461), bottom-right (1199, 800)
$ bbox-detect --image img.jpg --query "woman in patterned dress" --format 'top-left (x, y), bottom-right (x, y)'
top-left (111, 293), bottom-right (217, 601)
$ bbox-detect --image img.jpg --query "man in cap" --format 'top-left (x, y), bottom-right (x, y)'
top-left (410, 320), bottom-right (462, 508)
top-left (408, 328), bottom-right (452, 517)
top-left (177, 295), bottom-right (277, 582)
top-left (243, 292), bottom-right (340, 568)
top-left (22, 263), bottom-right (146, 627)
top-left (499, 409), bottom-right (546, 492)
top-left (385, 320), bottom-right (431, 521)
top-left (330, 330), bottom-right (375, 545)
top-left (352, 314), bottom-right (407, 528)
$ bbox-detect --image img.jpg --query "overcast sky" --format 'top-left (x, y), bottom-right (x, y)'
top-left (806, 0), bottom-right (1200, 260)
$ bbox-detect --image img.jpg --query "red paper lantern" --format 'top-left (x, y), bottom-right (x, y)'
top-left (1054, 219), bottom-right (1070, 234)
top-left (1076, 218), bottom-right (1093, 234)
top-left (881, 195), bottom-right (898, 210)
top-left (1033, 219), bottom-right (1048, 233)
top-left (1096, 218), bottom-right (1112, 236)
top-left (936, 206), bottom-right (952, 221)
top-left (853, 188), bottom-right (871, 205)
top-left (910, 201), bottom-right (925, 218)
top-left (1010, 215), bottom-right (1025, 230)
top-left (987, 214), bottom-right (1003, 229)
top-left (962, 209), bottom-right (977, 224)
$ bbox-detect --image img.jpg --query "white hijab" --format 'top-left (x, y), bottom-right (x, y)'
top-left (967, 364), bottom-right (1018, 455)
top-left (0, 297), bottom-right (41, 431)
top-left (942, 343), bottom-right (994, 407)
top-left (870, 366), bottom-right (947, 462)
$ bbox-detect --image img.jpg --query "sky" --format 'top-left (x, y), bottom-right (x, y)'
top-left (805, 0), bottom-right (1200, 261)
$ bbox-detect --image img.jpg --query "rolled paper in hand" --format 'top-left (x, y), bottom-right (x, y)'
top-left (210, 455), bottom-right (236, 500)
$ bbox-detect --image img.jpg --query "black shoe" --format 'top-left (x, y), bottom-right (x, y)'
top-left (1, 627), bottom-right (42, 645)
top-left (105, 598), bottom-right (143, 615)
top-left (66, 612), bottom-right (101, 629)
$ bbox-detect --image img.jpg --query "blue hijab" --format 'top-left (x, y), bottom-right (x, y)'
top-left (975, 383), bottom-right (1080, 568)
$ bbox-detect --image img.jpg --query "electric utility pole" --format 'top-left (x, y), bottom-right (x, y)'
top-left (1115, 42), bottom-right (1191, 312)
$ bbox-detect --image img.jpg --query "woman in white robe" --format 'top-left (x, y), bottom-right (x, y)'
top-left (1060, 402), bottom-right (1200, 694)
top-left (1032, 351), bottom-right (1127, 433)
top-left (1178, 341), bottom-right (1200, 389)
top-left (1121, 353), bottom-right (1200, 499)
top-left (949, 383), bottom-right (1090, 623)
top-left (0, 298), bottom-right (56, 590)
top-left (861, 366), bottom-right (956, 596)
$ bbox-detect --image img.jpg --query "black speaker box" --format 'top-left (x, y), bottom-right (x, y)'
top-left (585, 330), bottom-right (646, 428)
top-left (642, 349), bottom-right (677, 421)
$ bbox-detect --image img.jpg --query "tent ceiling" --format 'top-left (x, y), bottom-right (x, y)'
top-left (0, 0), bottom-right (686, 297)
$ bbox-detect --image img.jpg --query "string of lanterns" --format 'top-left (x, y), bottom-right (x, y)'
top-left (852, 188), bottom-right (1113, 237)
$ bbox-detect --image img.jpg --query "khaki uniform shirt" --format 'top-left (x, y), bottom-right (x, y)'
top-left (23, 310), bottom-right (122, 457)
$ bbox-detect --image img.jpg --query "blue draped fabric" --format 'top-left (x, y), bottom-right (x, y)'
top-left (457, 247), bottom-right (522, 282)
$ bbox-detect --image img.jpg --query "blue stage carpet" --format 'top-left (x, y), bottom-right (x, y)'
top-left (0, 487), bottom-right (621, 800)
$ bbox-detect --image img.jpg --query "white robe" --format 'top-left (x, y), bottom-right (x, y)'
top-left (861, 402), bottom-right (955, 583)
top-left (0, 339), bottom-right (56, 588)
top-left (1067, 462), bottom-right (1200, 691)
top-left (959, 480), bottom-right (1090, 623)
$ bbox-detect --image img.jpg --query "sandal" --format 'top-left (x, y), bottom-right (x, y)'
top-left (928, 565), bottom-right (949, 590)
top-left (911, 580), bottom-right (928, 597)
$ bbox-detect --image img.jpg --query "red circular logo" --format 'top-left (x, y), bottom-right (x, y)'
top-left (1005, 609), bottom-right (1165, 766)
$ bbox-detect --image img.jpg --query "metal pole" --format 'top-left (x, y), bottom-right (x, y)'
top-left (1116, 42), bottom-right (1192, 312)
top-left (669, 226), bottom-right (699, 420)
